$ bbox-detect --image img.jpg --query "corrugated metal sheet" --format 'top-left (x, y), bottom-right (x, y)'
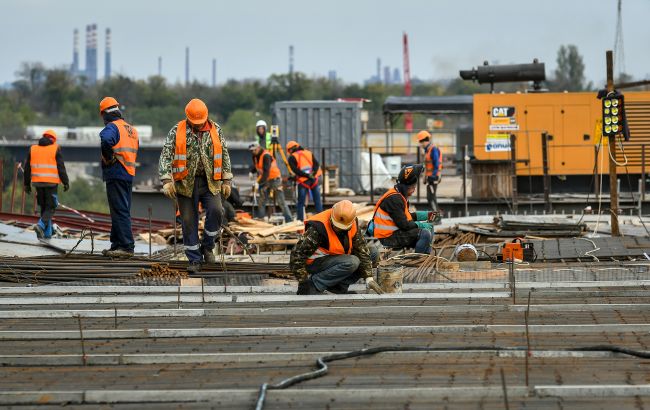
top-left (273, 101), bottom-right (362, 192)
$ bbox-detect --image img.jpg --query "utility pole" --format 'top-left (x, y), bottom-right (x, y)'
top-left (606, 50), bottom-right (621, 236)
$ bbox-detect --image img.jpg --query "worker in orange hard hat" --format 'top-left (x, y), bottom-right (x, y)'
top-left (417, 130), bottom-right (442, 215)
top-left (286, 140), bottom-right (323, 221)
top-left (159, 98), bottom-right (233, 274)
top-left (290, 200), bottom-right (379, 295)
top-left (98, 96), bottom-right (139, 258)
top-left (23, 129), bottom-right (70, 239)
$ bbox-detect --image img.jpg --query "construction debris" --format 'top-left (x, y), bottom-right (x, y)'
top-left (137, 263), bottom-right (187, 281)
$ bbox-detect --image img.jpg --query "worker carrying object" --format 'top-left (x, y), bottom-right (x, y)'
top-left (417, 130), bottom-right (442, 215)
top-left (159, 98), bottom-right (233, 274)
top-left (23, 129), bottom-right (69, 240)
top-left (368, 164), bottom-right (434, 254)
top-left (99, 97), bottom-right (139, 258)
top-left (290, 200), bottom-right (379, 295)
top-left (286, 140), bottom-right (323, 221)
top-left (255, 120), bottom-right (272, 149)
top-left (248, 142), bottom-right (293, 222)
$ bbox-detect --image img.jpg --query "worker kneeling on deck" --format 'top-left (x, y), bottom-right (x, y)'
top-left (369, 164), bottom-right (433, 254)
top-left (290, 200), bottom-right (379, 295)
top-left (159, 98), bottom-right (233, 273)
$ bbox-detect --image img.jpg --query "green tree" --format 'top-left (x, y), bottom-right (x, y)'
top-left (551, 45), bottom-right (590, 92)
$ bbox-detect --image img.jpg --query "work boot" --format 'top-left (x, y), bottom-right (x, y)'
top-left (296, 279), bottom-right (323, 295)
top-left (187, 261), bottom-right (201, 274)
top-left (326, 283), bottom-right (357, 294)
top-left (34, 224), bottom-right (45, 239)
top-left (105, 249), bottom-right (134, 259)
top-left (201, 247), bottom-right (216, 264)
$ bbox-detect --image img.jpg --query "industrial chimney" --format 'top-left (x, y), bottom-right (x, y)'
top-left (104, 28), bottom-right (111, 79)
top-left (85, 24), bottom-right (98, 84)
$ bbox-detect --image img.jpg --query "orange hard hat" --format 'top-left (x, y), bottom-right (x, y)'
top-left (99, 97), bottom-right (119, 115)
top-left (416, 130), bottom-right (431, 142)
top-left (286, 140), bottom-right (299, 153)
top-left (330, 200), bottom-right (356, 230)
top-left (185, 98), bottom-right (209, 125)
top-left (42, 129), bottom-right (57, 143)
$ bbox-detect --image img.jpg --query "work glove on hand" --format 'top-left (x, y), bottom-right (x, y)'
top-left (162, 181), bottom-right (176, 199)
top-left (63, 184), bottom-right (70, 192)
top-left (415, 211), bottom-right (430, 221)
top-left (24, 185), bottom-right (31, 194)
top-left (248, 172), bottom-right (255, 180)
top-left (366, 277), bottom-right (384, 295)
top-left (221, 182), bottom-right (232, 199)
top-left (415, 221), bottom-right (433, 230)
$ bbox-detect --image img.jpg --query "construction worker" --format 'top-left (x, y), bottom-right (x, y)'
top-left (290, 200), bottom-right (379, 295)
top-left (369, 164), bottom-right (433, 254)
top-left (417, 130), bottom-right (442, 213)
top-left (23, 130), bottom-right (69, 239)
top-left (99, 97), bottom-right (139, 258)
top-left (248, 142), bottom-right (292, 223)
top-left (255, 120), bottom-right (271, 149)
top-left (286, 140), bottom-right (323, 221)
top-left (159, 98), bottom-right (233, 273)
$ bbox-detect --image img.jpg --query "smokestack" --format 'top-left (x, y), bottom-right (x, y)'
top-left (185, 47), bottom-right (189, 86)
top-left (289, 45), bottom-right (294, 75)
top-left (71, 29), bottom-right (79, 75)
top-left (104, 28), bottom-right (111, 79)
top-left (376, 58), bottom-right (381, 80)
top-left (85, 24), bottom-right (98, 84)
top-left (212, 58), bottom-right (216, 87)
top-left (158, 56), bottom-right (162, 77)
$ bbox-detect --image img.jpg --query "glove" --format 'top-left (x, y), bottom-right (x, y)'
top-left (248, 172), bottom-right (255, 180)
top-left (24, 185), bottom-right (31, 194)
top-left (365, 277), bottom-right (384, 295)
top-left (63, 184), bottom-right (70, 192)
top-left (415, 211), bottom-right (430, 221)
top-left (162, 181), bottom-right (176, 199)
top-left (415, 221), bottom-right (433, 230)
top-left (221, 182), bottom-right (231, 199)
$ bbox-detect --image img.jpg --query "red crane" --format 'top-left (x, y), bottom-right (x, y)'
top-left (403, 32), bottom-right (413, 131)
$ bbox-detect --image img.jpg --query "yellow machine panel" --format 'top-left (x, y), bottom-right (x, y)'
top-left (473, 91), bottom-right (650, 176)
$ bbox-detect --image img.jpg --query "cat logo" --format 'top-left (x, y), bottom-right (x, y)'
top-left (492, 106), bottom-right (516, 118)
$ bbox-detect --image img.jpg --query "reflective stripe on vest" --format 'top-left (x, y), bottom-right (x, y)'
top-left (30, 144), bottom-right (61, 184)
top-left (424, 144), bottom-right (443, 177)
top-left (291, 149), bottom-right (322, 188)
top-left (111, 119), bottom-right (139, 176)
top-left (305, 209), bottom-right (358, 265)
top-left (371, 188), bottom-right (412, 239)
top-left (172, 120), bottom-right (223, 182)
top-left (256, 150), bottom-right (281, 180)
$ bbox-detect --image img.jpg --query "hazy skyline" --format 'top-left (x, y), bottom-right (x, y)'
top-left (2, 0), bottom-right (649, 86)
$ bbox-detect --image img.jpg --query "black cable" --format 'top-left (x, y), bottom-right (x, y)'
top-left (576, 138), bottom-right (603, 226)
top-left (254, 344), bottom-right (650, 409)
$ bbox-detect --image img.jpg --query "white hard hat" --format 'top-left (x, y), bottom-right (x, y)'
top-left (255, 120), bottom-right (267, 128)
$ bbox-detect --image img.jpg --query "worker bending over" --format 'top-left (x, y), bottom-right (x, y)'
top-left (291, 200), bottom-right (379, 295)
top-left (249, 142), bottom-right (292, 222)
top-left (369, 164), bottom-right (433, 254)
top-left (23, 129), bottom-right (69, 239)
top-left (286, 140), bottom-right (323, 221)
top-left (159, 98), bottom-right (233, 273)
top-left (417, 130), bottom-right (442, 214)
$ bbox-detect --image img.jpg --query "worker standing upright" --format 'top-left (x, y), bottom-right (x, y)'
top-left (286, 140), bottom-right (323, 221)
top-left (369, 164), bottom-right (434, 254)
top-left (159, 98), bottom-right (233, 273)
top-left (249, 142), bottom-right (292, 222)
top-left (255, 120), bottom-right (271, 149)
top-left (23, 130), bottom-right (69, 239)
top-left (417, 130), bottom-right (442, 213)
top-left (99, 97), bottom-right (139, 258)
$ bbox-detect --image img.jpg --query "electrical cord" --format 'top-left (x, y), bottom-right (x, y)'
top-left (254, 344), bottom-right (650, 410)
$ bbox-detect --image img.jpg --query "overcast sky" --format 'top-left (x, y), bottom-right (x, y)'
top-left (2, 0), bottom-right (648, 86)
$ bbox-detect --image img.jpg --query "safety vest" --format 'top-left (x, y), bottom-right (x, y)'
top-left (291, 149), bottom-right (322, 188)
top-left (30, 144), bottom-right (61, 184)
top-left (172, 120), bottom-right (223, 181)
top-left (306, 209), bottom-right (358, 265)
top-left (263, 132), bottom-right (272, 149)
top-left (256, 150), bottom-right (281, 180)
top-left (424, 144), bottom-right (442, 177)
top-left (372, 187), bottom-right (412, 239)
top-left (111, 119), bottom-right (139, 176)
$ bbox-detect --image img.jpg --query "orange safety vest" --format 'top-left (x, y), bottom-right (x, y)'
top-left (30, 144), bottom-right (61, 184)
top-left (111, 119), bottom-right (139, 176)
top-left (424, 144), bottom-right (442, 177)
top-left (256, 150), bottom-right (281, 180)
top-left (172, 120), bottom-right (223, 181)
top-left (372, 187), bottom-right (412, 239)
top-left (305, 209), bottom-right (358, 265)
top-left (291, 149), bottom-right (322, 188)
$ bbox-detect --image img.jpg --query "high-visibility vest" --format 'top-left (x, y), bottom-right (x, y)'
top-left (372, 187), bottom-right (412, 239)
top-left (256, 150), bottom-right (281, 180)
top-left (30, 144), bottom-right (61, 184)
top-left (172, 120), bottom-right (223, 181)
top-left (424, 144), bottom-right (442, 177)
top-left (111, 119), bottom-right (139, 176)
top-left (305, 209), bottom-right (358, 265)
top-left (291, 149), bottom-right (322, 188)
